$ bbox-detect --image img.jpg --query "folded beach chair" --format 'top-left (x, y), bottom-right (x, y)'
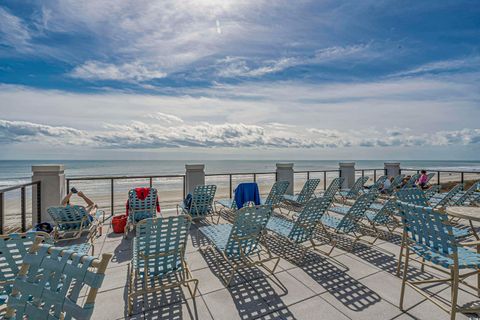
top-left (337, 176), bottom-right (369, 201)
top-left (397, 202), bottom-right (480, 319)
top-left (317, 177), bottom-right (344, 198)
top-left (178, 185), bottom-right (217, 222)
top-left (125, 187), bottom-right (159, 236)
top-left (127, 215), bottom-right (197, 315)
top-left (5, 238), bottom-right (111, 320)
top-left (199, 205), bottom-right (279, 286)
top-left (318, 192), bottom-right (378, 251)
top-left (281, 178), bottom-right (320, 213)
top-left (47, 205), bottom-right (100, 251)
top-left (266, 196), bottom-right (334, 258)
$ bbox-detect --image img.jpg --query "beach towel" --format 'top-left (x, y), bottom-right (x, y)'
top-left (234, 182), bottom-right (261, 209)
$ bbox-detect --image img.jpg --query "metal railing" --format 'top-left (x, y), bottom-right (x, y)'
top-left (400, 168), bottom-right (480, 186)
top-left (0, 181), bottom-right (41, 234)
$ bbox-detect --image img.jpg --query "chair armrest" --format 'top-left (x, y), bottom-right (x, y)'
top-left (458, 240), bottom-right (480, 247)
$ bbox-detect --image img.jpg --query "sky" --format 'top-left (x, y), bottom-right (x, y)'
top-left (0, 1), bottom-right (479, 160)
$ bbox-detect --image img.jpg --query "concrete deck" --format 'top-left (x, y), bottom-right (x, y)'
top-left (83, 211), bottom-right (480, 320)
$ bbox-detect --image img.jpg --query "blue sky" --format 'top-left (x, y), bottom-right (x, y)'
top-left (0, 1), bottom-right (479, 160)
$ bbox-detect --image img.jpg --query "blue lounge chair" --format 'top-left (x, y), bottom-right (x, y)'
top-left (397, 201), bottom-right (480, 319)
top-left (178, 185), bottom-right (217, 222)
top-left (360, 175), bottom-right (388, 195)
top-left (262, 180), bottom-right (290, 207)
top-left (215, 182), bottom-right (261, 215)
top-left (381, 174), bottom-right (405, 195)
top-left (281, 178), bottom-right (320, 212)
top-left (125, 187), bottom-right (159, 236)
top-left (428, 184), bottom-right (463, 206)
top-left (318, 192), bottom-right (378, 251)
top-left (449, 182), bottom-right (479, 206)
top-left (199, 205), bottom-right (278, 286)
top-left (364, 199), bottom-right (400, 235)
top-left (127, 215), bottom-right (197, 315)
top-left (5, 239), bottom-right (111, 320)
top-left (317, 177), bottom-right (344, 198)
top-left (338, 176), bottom-right (369, 201)
top-left (47, 205), bottom-right (100, 252)
top-left (266, 196), bottom-right (334, 258)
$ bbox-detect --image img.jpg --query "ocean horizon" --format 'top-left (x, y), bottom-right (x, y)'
top-left (2, 159), bottom-right (480, 189)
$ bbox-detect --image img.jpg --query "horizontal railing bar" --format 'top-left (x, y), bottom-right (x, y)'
top-left (0, 181), bottom-right (40, 194)
top-left (67, 174), bottom-right (185, 181)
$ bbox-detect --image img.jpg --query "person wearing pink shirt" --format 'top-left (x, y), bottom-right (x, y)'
top-left (417, 170), bottom-right (429, 189)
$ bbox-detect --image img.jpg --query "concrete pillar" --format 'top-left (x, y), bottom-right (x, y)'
top-left (185, 164), bottom-right (205, 195)
top-left (32, 165), bottom-right (65, 224)
top-left (276, 163), bottom-right (294, 195)
top-left (339, 162), bottom-right (355, 189)
top-left (384, 162), bottom-right (401, 178)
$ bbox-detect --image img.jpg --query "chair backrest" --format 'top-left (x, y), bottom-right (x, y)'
top-left (426, 172), bottom-right (435, 183)
top-left (370, 199), bottom-right (397, 224)
top-left (403, 173), bottom-right (420, 188)
top-left (264, 181), bottom-right (289, 206)
top-left (451, 182), bottom-right (478, 206)
top-left (323, 177), bottom-right (344, 198)
top-left (6, 241), bottom-right (111, 320)
top-left (225, 206), bottom-right (272, 258)
top-left (370, 175), bottom-right (388, 190)
top-left (47, 205), bottom-right (91, 229)
top-left (396, 188), bottom-right (428, 206)
top-left (337, 191), bottom-right (378, 233)
top-left (189, 185), bottom-right (217, 217)
top-left (134, 215), bottom-right (191, 276)
top-left (424, 185), bottom-right (441, 199)
top-left (288, 197), bottom-right (332, 243)
top-left (296, 179), bottom-right (321, 203)
top-left (397, 201), bottom-right (457, 256)
top-left (388, 174), bottom-right (405, 191)
top-left (435, 183), bottom-right (463, 207)
top-left (0, 232), bottom-right (51, 296)
top-left (346, 176), bottom-right (369, 197)
top-left (128, 188), bottom-right (158, 222)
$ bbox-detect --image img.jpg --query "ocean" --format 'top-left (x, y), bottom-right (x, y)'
top-left (1, 159), bottom-right (480, 189)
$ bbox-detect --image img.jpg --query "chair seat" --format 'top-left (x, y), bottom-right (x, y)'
top-left (283, 194), bottom-right (299, 203)
top-left (411, 244), bottom-right (480, 269)
top-left (338, 190), bottom-right (351, 198)
top-left (320, 215), bottom-right (342, 229)
top-left (216, 199), bottom-right (235, 209)
top-left (63, 243), bottom-right (91, 255)
top-left (369, 203), bottom-right (384, 211)
top-left (199, 224), bottom-right (233, 252)
top-left (452, 227), bottom-right (470, 238)
top-left (329, 206), bottom-right (350, 215)
top-left (266, 216), bottom-right (294, 238)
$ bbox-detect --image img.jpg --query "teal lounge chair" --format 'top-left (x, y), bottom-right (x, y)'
top-left (47, 205), bottom-right (100, 252)
top-left (281, 178), bottom-right (320, 212)
top-left (364, 199), bottom-right (400, 236)
top-left (360, 175), bottom-right (388, 195)
top-left (5, 239), bottom-right (111, 320)
top-left (127, 215), bottom-right (197, 315)
top-left (317, 177), bottom-right (344, 198)
top-left (425, 184), bottom-right (463, 207)
top-left (178, 185), bottom-right (217, 222)
top-left (397, 202), bottom-right (480, 319)
top-left (338, 176), bottom-right (369, 201)
top-left (125, 187), bottom-right (159, 236)
top-left (266, 196), bottom-right (334, 258)
top-left (382, 174), bottom-right (405, 195)
top-left (262, 180), bottom-right (290, 207)
top-left (449, 182), bottom-right (479, 206)
top-left (402, 173), bottom-right (421, 189)
top-left (318, 192), bottom-right (378, 251)
top-left (199, 205), bottom-right (279, 286)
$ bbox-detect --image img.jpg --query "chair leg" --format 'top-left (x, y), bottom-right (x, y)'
top-left (396, 232), bottom-right (406, 277)
top-left (450, 267), bottom-right (459, 320)
top-left (399, 246), bottom-right (410, 310)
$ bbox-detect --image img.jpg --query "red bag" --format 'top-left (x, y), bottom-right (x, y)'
top-left (112, 215), bottom-right (127, 234)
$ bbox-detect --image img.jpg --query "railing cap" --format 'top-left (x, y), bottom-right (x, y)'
top-left (276, 163), bottom-right (294, 169)
top-left (339, 162), bottom-right (355, 167)
top-left (185, 164), bottom-right (205, 171)
top-left (32, 164), bottom-right (65, 173)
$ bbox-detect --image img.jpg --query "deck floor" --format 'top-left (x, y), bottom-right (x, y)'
top-left (72, 210), bottom-right (480, 320)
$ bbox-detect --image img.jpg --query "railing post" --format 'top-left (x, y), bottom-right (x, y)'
top-left (323, 171), bottom-right (327, 190)
top-left (276, 163), bottom-right (294, 195)
top-left (185, 164), bottom-right (205, 195)
top-left (253, 173), bottom-right (257, 183)
top-left (461, 172), bottom-right (464, 184)
top-left (339, 163), bottom-right (355, 189)
top-left (32, 165), bottom-right (65, 224)
top-left (384, 162), bottom-right (401, 178)
top-left (437, 171), bottom-right (441, 185)
top-left (21, 187), bottom-right (26, 232)
top-left (149, 177), bottom-right (153, 188)
top-left (374, 170), bottom-right (377, 182)
top-left (110, 179), bottom-right (114, 216)
top-left (36, 182), bottom-right (41, 224)
top-left (0, 193), bottom-right (4, 234)
top-left (229, 174), bottom-right (233, 199)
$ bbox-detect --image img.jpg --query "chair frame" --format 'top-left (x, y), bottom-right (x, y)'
top-left (5, 237), bottom-right (111, 320)
top-left (127, 215), bottom-right (198, 315)
top-left (397, 202), bottom-right (480, 320)
top-left (125, 188), bottom-right (159, 237)
top-left (200, 206), bottom-right (280, 286)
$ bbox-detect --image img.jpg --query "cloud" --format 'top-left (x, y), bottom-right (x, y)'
top-left (0, 7), bottom-right (31, 52)
top-left (391, 56), bottom-right (480, 77)
top-left (0, 117), bottom-right (479, 151)
top-left (0, 119), bottom-right (86, 144)
top-left (147, 112), bottom-right (184, 124)
top-left (70, 61), bottom-right (167, 82)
